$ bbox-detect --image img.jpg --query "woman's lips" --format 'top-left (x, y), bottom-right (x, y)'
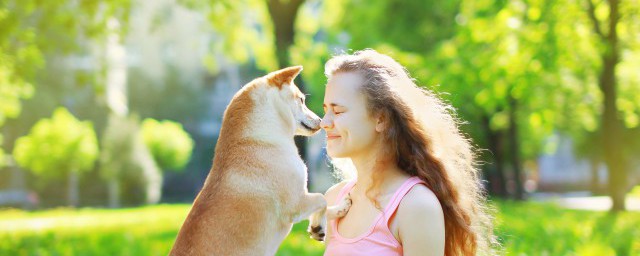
top-left (326, 135), bottom-right (341, 140)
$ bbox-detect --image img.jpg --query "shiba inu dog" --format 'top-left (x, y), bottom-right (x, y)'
top-left (170, 66), bottom-right (350, 256)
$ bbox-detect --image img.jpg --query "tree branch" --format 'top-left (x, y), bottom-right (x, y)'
top-left (607, 0), bottom-right (619, 43)
top-left (586, 0), bottom-right (606, 39)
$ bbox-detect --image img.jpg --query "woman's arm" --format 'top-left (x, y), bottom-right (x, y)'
top-left (397, 184), bottom-right (445, 256)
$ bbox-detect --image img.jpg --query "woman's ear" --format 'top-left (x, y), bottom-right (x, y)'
top-left (375, 113), bottom-right (386, 133)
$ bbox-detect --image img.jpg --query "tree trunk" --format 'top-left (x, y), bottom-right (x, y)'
top-left (482, 114), bottom-right (508, 197)
top-left (68, 170), bottom-right (79, 207)
top-left (3, 120), bottom-right (27, 191)
top-left (266, 0), bottom-right (311, 187)
top-left (267, 0), bottom-right (304, 69)
top-left (587, 0), bottom-right (626, 212)
top-left (104, 16), bottom-right (128, 208)
top-left (108, 178), bottom-right (120, 208)
top-left (507, 96), bottom-right (525, 200)
top-left (590, 158), bottom-right (601, 194)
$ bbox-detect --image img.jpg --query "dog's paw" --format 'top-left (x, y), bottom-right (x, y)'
top-left (308, 225), bottom-right (325, 241)
top-left (336, 194), bottom-right (352, 218)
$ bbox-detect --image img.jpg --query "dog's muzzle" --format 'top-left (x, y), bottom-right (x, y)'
top-left (301, 121), bottom-right (320, 132)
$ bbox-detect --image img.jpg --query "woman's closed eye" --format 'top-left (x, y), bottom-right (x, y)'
top-left (333, 107), bottom-right (346, 115)
top-left (322, 108), bottom-right (342, 116)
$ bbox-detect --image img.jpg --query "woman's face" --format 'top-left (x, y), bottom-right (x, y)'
top-left (321, 72), bottom-right (381, 159)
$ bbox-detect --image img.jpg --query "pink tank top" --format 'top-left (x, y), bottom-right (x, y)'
top-left (323, 176), bottom-right (426, 256)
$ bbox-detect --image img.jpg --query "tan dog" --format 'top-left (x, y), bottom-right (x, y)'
top-left (170, 66), bottom-right (350, 256)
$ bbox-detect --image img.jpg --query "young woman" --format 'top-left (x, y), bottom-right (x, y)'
top-left (320, 50), bottom-right (495, 255)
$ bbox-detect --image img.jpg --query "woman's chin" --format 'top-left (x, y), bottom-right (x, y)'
top-left (326, 148), bottom-right (345, 159)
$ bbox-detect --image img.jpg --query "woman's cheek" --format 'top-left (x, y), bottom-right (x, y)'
top-left (332, 117), bottom-right (344, 132)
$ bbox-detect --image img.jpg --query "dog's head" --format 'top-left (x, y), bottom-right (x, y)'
top-left (263, 66), bottom-right (321, 136)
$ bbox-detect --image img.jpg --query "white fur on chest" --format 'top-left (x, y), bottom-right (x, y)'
top-left (283, 148), bottom-right (307, 179)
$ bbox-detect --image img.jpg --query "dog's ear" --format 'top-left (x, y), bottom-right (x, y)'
top-left (266, 66), bottom-right (303, 89)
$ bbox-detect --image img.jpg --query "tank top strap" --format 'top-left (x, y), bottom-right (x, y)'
top-left (334, 179), bottom-right (357, 205)
top-left (382, 176), bottom-right (426, 221)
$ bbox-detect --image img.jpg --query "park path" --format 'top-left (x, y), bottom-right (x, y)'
top-left (530, 192), bottom-right (640, 211)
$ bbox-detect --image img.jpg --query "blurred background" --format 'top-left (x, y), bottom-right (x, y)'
top-left (1, 0), bottom-right (639, 255)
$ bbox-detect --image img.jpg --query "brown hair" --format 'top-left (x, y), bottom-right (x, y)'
top-left (325, 49), bottom-right (496, 255)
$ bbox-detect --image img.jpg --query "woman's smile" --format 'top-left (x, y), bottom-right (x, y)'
top-left (326, 133), bottom-right (341, 140)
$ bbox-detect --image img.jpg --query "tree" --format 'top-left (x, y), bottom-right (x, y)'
top-left (0, 0), bottom-right (131, 156)
top-left (581, 0), bottom-right (639, 211)
top-left (101, 116), bottom-right (193, 207)
top-left (1, 1), bottom-right (132, 203)
top-left (100, 114), bottom-right (164, 207)
top-left (12, 107), bottom-right (99, 207)
top-left (525, 0), bottom-right (640, 211)
top-left (426, 0), bottom-right (565, 199)
top-left (141, 118), bottom-right (194, 172)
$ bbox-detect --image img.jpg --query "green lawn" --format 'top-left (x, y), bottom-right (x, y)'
top-left (1, 201), bottom-right (639, 255)
top-left (495, 200), bottom-right (640, 255)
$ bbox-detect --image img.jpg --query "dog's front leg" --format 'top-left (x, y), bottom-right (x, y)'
top-left (292, 193), bottom-right (326, 224)
top-left (308, 193), bottom-right (352, 241)
top-left (308, 207), bottom-right (327, 241)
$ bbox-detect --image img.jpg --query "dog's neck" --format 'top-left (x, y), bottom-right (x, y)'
top-left (240, 87), bottom-right (296, 146)
top-left (218, 83), bottom-right (297, 150)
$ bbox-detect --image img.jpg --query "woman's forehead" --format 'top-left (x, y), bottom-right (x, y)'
top-left (327, 72), bottom-right (364, 94)
top-left (325, 72), bottom-right (367, 108)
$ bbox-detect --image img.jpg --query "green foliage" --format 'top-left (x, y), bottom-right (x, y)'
top-left (141, 119), bottom-right (194, 172)
top-left (424, 0), bottom-right (567, 160)
top-left (0, 49), bottom-right (36, 126)
top-left (179, 0), bottom-right (278, 74)
top-left (629, 186), bottom-right (640, 198)
top-left (334, 0), bottom-right (459, 53)
top-left (0, 1), bottom-right (40, 127)
top-left (289, 2), bottom-right (333, 114)
top-left (1, 201), bottom-right (640, 255)
top-left (0, 0), bottom-right (132, 166)
top-left (288, 0), bottom-right (461, 114)
top-left (12, 107), bottom-right (99, 178)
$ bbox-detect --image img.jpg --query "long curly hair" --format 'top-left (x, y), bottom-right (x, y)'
top-left (325, 49), bottom-right (496, 255)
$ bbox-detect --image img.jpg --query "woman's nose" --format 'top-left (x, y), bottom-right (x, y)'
top-left (320, 114), bottom-right (333, 130)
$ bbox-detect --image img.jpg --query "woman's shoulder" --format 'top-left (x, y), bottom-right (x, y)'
top-left (398, 183), bottom-right (443, 217)
top-left (396, 183), bottom-right (444, 231)
top-left (395, 183), bottom-right (446, 256)
top-left (394, 183), bottom-right (445, 251)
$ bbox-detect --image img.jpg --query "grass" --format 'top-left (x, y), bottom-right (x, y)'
top-left (494, 200), bottom-right (640, 255)
top-left (1, 201), bottom-right (639, 255)
top-left (0, 204), bottom-right (323, 256)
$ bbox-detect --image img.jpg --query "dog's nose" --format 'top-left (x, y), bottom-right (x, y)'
top-left (309, 117), bottom-right (322, 131)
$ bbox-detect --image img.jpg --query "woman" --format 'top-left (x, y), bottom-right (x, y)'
top-left (320, 50), bottom-right (495, 255)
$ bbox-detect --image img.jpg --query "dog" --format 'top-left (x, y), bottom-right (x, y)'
top-left (170, 66), bottom-right (351, 256)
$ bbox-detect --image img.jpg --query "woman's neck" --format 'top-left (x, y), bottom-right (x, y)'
top-left (350, 150), bottom-right (409, 197)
